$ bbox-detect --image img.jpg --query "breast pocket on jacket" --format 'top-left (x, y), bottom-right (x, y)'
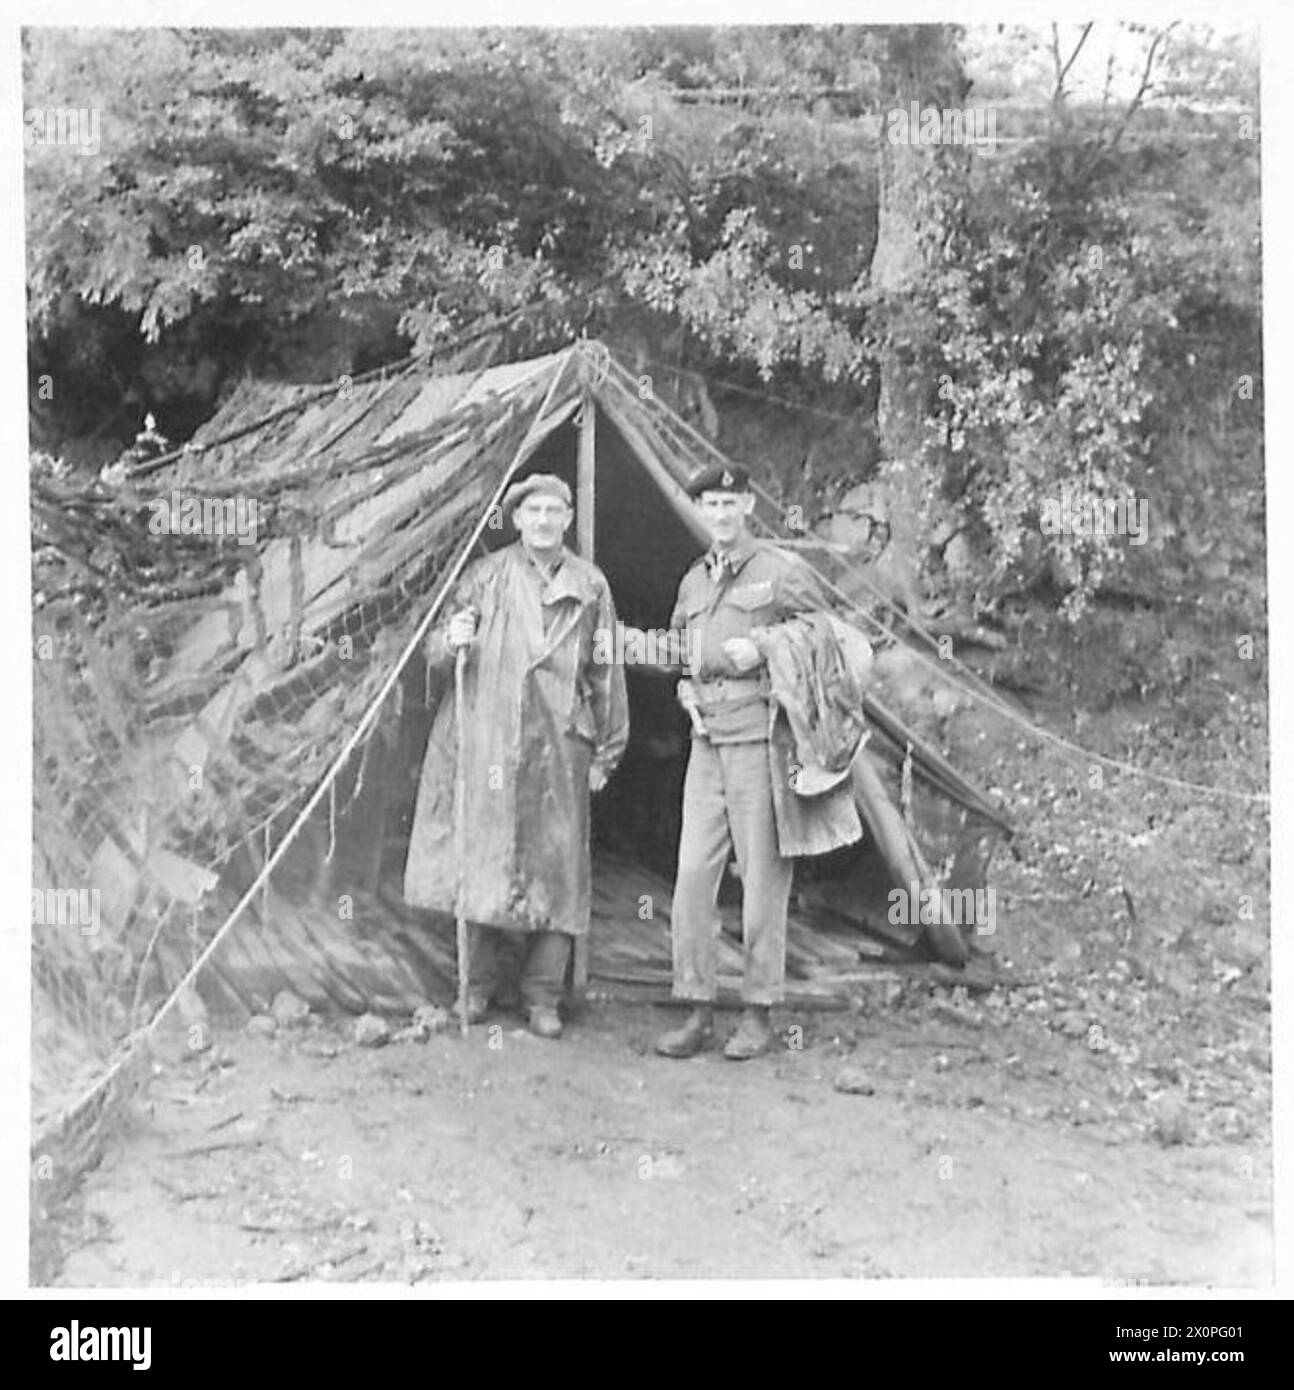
top-left (728, 580), bottom-right (775, 614)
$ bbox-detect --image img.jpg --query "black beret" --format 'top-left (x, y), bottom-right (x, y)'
top-left (685, 463), bottom-right (752, 498)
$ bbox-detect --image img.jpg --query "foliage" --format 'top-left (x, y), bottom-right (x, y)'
top-left (889, 26), bottom-right (1261, 620)
top-left (25, 24), bottom-right (1263, 641)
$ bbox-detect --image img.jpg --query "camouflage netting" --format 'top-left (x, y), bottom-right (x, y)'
top-left (32, 347), bottom-right (585, 1184)
top-left (31, 340), bottom-right (1009, 1192)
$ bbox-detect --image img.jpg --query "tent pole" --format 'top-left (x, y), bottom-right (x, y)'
top-left (597, 388), bottom-right (710, 546)
top-left (573, 387), bottom-right (596, 994)
top-left (453, 646), bottom-right (472, 1037)
top-left (577, 388), bottom-right (596, 559)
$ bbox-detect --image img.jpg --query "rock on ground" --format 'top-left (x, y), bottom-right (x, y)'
top-left (270, 990), bottom-right (312, 1027)
top-left (395, 1004), bottom-right (451, 1043)
top-left (353, 1014), bottom-right (391, 1048)
top-left (834, 1063), bottom-right (876, 1096)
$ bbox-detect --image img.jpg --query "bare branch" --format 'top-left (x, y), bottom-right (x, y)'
top-left (1049, 20), bottom-right (1096, 145)
top-left (1056, 22), bottom-right (1095, 98)
top-left (1075, 22), bottom-right (1179, 183)
top-left (1104, 22), bottom-right (1178, 156)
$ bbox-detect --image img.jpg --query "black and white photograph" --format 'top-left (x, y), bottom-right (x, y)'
top-left (9, 3), bottom-right (1287, 1308)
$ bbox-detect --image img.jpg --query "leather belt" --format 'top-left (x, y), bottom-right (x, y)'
top-left (693, 674), bottom-right (768, 704)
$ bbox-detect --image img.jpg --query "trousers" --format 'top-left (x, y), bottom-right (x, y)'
top-left (467, 926), bottom-right (571, 1009)
top-left (669, 737), bottom-right (792, 1006)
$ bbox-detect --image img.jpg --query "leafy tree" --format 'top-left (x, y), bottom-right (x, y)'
top-left (26, 24), bottom-right (1262, 660)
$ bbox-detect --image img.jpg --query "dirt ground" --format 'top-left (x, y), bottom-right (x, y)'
top-left (34, 675), bottom-right (1271, 1290)
top-left (38, 978), bottom-right (1272, 1288)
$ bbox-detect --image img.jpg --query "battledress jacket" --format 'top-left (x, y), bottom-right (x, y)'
top-left (403, 543), bottom-right (629, 936)
top-left (669, 539), bottom-right (864, 858)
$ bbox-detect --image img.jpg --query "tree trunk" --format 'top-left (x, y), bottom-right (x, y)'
top-left (869, 27), bottom-right (970, 609)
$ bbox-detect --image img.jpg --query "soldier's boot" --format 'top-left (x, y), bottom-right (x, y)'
top-left (527, 1004), bottom-right (563, 1040)
top-left (724, 1006), bottom-right (774, 1061)
top-left (655, 1007), bottom-right (714, 1059)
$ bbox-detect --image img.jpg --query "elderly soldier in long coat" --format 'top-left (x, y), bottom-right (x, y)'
top-left (404, 474), bottom-right (629, 1039)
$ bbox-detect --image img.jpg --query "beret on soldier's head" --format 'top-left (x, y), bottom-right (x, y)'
top-left (502, 472), bottom-right (573, 515)
top-left (686, 463), bottom-right (753, 498)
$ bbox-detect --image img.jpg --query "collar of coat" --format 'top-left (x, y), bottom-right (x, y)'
top-left (510, 542), bottom-right (600, 605)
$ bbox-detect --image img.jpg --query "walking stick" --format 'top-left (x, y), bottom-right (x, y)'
top-left (453, 643), bottom-right (471, 1039)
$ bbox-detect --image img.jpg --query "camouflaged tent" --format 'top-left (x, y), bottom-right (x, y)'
top-left (32, 339), bottom-right (1009, 1182)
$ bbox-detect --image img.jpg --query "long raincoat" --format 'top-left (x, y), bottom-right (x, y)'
top-left (403, 543), bottom-right (629, 937)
